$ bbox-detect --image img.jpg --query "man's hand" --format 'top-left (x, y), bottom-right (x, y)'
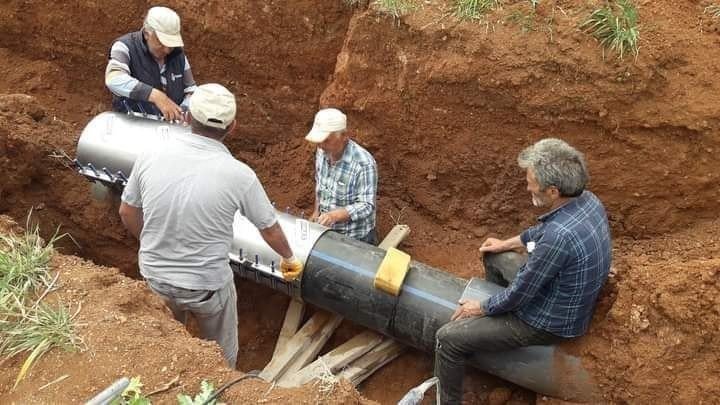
top-left (478, 237), bottom-right (506, 254)
top-left (316, 211), bottom-right (338, 227)
top-left (149, 88), bottom-right (183, 121)
top-left (451, 299), bottom-right (485, 321)
top-left (280, 256), bottom-right (304, 281)
top-left (309, 209), bottom-right (320, 222)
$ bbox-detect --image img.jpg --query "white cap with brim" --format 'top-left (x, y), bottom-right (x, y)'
top-left (145, 6), bottom-right (184, 48)
top-left (189, 84), bottom-right (236, 129)
top-left (305, 108), bottom-right (347, 143)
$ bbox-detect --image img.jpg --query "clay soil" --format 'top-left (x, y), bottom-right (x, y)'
top-left (1, 0), bottom-right (719, 404)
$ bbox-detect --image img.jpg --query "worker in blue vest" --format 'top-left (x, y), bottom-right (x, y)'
top-left (105, 6), bottom-right (196, 121)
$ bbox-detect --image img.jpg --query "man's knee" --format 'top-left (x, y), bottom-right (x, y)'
top-left (484, 251), bottom-right (525, 273)
top-left (484, 251), bottom-right (515, 268)
top-left (436, 321), bottom-right (464, 354)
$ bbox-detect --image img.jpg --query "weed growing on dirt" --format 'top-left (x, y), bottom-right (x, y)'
top-left (455, 0), bottom-right (501, 20)
top-left (705, 4), bottom-right (720, 18)
top-left (0, 220), bottom-right (82, 389)
top-left (581, 0), bottom-right (640, 59)
top-left (110, 377), bottom-right (150, 405)
top-left (507, 9), bottom-right (536, 33)
top-left (177, 380), bottom-right (222, 405)
top-left (0, 223), bottom-right (59, 295)
top-left (375, 0), bottom-right (415, 18)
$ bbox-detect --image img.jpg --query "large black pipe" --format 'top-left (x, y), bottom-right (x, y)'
top-left (76, 112), bottom-right (597, 401)
top-left (302, 232), bottom-right (463, 352)
top-left (256, 231), bottom-right (597, 401)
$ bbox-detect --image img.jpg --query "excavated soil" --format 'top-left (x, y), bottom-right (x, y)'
top-left (1, 0), bottom-right (720, 403)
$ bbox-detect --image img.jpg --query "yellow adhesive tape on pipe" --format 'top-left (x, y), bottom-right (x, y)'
top-left (374, 247), bottom-right (411, 296)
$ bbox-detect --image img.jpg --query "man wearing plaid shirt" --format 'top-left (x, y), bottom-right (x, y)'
top-left (305, 108), bottom-right (378, 244)
top-left (434, 138), bottom-right (612, 405)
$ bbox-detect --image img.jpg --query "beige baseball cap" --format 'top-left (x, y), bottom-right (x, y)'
top-left (305, 108), bottom-right (347, 143)
top-left (189, 84), bottom-right (236, 129)
top-left (144, 6), bottom-right (184, 48)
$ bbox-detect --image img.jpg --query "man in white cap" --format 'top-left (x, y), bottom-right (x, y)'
top-left (105, 6), bottom-right (197, 121)
top-left (306, 108), bottom-right (379, 244)
top-left (119, 83), bottom-right (303, 368)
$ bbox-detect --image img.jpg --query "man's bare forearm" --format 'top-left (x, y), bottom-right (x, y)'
top-left (259, 222), bottom-right (294, 259)
top-left (502, 235), bottom-right (524, 250)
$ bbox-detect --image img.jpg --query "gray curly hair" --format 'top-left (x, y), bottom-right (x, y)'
top-left (517, 138), bottom-right (588, 197)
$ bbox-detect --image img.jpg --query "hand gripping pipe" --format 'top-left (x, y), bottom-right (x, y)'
top-left (75, 112), bottom-right (597, 401)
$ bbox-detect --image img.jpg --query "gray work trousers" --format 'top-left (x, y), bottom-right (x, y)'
top-left (434, 252), bottom-right (563, 405)
top-left (147, 278), bottom-right (238, 368)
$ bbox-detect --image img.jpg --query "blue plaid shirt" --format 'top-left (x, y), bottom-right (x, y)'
top-left (484, 191), bottom-right (612, 337)
top-left (315, 140), bottom-right (377, 240)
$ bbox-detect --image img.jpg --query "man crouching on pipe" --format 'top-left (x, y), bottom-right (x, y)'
top-left (434, 138), bottom-right (612, 404)
top-left (118, 83), bottom-right (303, 368)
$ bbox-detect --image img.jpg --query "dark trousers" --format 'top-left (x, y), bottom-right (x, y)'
top-left (434, 252), bottom-right (562, 405)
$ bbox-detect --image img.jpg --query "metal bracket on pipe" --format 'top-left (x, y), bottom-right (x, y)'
top-left (74, 160), bottom-right (128, 190)
top-left (230, 259), bottom-right (301, 299)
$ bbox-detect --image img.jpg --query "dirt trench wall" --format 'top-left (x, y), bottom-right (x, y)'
top-left (318, 2), bottom-right (720, 239)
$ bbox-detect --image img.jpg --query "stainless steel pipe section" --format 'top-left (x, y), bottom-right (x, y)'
top-left (75, 111), bottom-right (189, 186)
top-left (230, 211), bottom-right (328, 299)
top-left (75, 113), bottom-right (596, 401)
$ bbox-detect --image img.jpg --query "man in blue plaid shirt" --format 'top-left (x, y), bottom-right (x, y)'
top-left (305, 108), bottom-right (378, 244)
top-left (434, 138), bottom-right (612, 405)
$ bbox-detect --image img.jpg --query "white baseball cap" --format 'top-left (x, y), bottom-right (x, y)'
top-left (305, 108), bottom-right (347, 143)
top-left (189, 84), bottom-right (236, 129)
top-left (145, 7), bottom-right (184, 48)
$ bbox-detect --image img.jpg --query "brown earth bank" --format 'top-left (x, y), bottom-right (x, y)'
top-left (0, 0), bottom-right (719, 403)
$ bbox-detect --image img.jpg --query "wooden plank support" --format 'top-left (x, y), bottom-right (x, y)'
top-left (274, 313), bottom-right (344, 382)
top-left (259, 311), bottom-right (332, 382)
top-left (278, 330), bottom-right (384, 387)
top-left (378, 224), bottom-right (411, 250)
top-left (272, 299), bottom-right (305, 358)
top-left (337, 339), bottom-right (407, 386)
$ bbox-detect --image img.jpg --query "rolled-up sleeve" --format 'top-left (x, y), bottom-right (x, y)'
top-left (521, 224), bottom-right (541, 246)
top-left (105, 41), bottom-right (153, 101)
top-left (180, 56), bottom-right (197, 109)
top-left (345, 161), bottom-right (377, 222)
top-left (484, 231), bottom-right (569, 316)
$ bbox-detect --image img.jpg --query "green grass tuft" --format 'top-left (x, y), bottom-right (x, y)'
top-left (375, 0), bottom-right (416, 18)
top-left (581, 0), bottom-right (640, 59)
top-left (705, 4), bottom-right (720, 18)
top-left (0, 219), bottom-right (81, 389)
top-left (0, 224), bottom-right (59, 296)
top-left (455, 0), bottom-right (501, 20)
